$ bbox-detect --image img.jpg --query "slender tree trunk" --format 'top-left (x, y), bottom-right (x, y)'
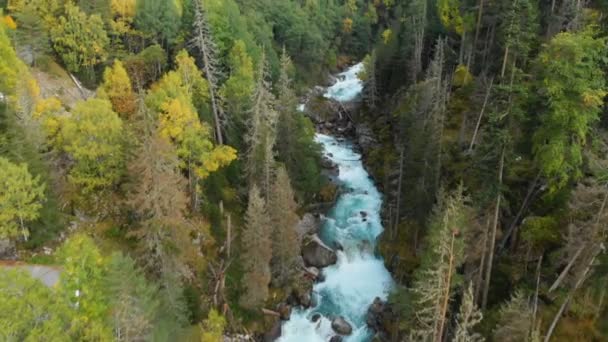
top-left (475, 216), bottom-right (490, 302)
top-left (473, 0), bottom-right (485, 57)
top-left (500, 171), bottom-right (541, 249)
top-left (532, 255), bottom-right (543, 328)
top-left (482, 146), bottom-right (505, 309)
top-left (500, 45), bottom-right (510, 79)
top-left (468, 77), bottom-right (494, 152)
top-left (436, 231), bottom-right (456, 342)
top-left (548, 246), bottom-right (583, 293)
top-left (544, 253), bottom-right (597, 342)
top-left (393, 149), bottom-right (405, 238)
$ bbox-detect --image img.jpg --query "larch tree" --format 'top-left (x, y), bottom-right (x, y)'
top-left (190, 0), bottom-right (225, 145)
top-left (50, 3), bottom-right (109, 74)
top-left (453, 283), bottom-right (484, 342)
top-left (532, 30), bottom-right (606, 192)
top-left (239, 185), bottom-right (272, 309)
top-left (100, 60), bottom-right (137, 118)
top-left (493, 291), bottom-right (534, 342)
top-left (0, 157), bottom-right (45, 242)
top-left (409, 188), bottom-right (470, 342)
top-left (269, 166), bottom-right (301, 287)
top-left (246, 54), bottom-right (277, 197)
top-left (59, 98), bottom-right (125, 192)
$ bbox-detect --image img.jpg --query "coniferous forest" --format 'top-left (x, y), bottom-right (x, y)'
top-left (1, 0), bottom-right (608, 341)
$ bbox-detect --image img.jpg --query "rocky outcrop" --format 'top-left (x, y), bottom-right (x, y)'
top-left (356, 123), bottom-right (378, 153)
top-left (331, 316), bottom-right (353, 335)
top-left (296, 213), bottom-right (320, 240)
top-left (302, 234), bottom-right (337, 268)
top-left (366, 297), bottom-right (394, 340)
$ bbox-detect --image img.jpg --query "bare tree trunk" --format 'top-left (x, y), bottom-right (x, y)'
top-left (548, 246), bottom-right (583, 293)
top-left (500, 45), bottom-right (510, 79)
top-left (191, 1), bottom-right (224, 145)
top-left (532, 255), bottom-right (543, 328)
top-left (473, 0), bottom-right (485, 56)
top-left (482, 146), bottom-right (505, 310)
top-left (468, 77), bottom-right (494, 152)
top-left (226, 214), bottom-right (232, 258)
top-left (500, 170), bottom-right (541, 250)
top-left (544, 253), bottom-right (596, 342)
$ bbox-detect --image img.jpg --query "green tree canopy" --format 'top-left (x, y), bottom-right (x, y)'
top-left (0, 157), bottom-right (45, 242)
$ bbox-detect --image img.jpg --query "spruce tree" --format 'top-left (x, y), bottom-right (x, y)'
top-left (269, 166), bottom-right (301, 286)
top-left (245, 54), bottom-right (277, 196)
top-left (240, 185), bottom-right (272, 309)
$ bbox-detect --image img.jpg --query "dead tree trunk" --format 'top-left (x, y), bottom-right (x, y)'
top-left (468, 77), bottom-right (494, 152)
top-left (482, 146), bottom-right (505, 309)
top-left (190, 0), bottom-right (225, 145)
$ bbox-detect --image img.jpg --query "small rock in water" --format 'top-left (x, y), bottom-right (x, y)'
top-left (330, 336), bottom-right (343, 342)
top-left (360, 211), bottom-right (368, 218)
top-left (331, 316), bottom-right (353, 335)
top-left (311, 313), bottom-right (321, 323)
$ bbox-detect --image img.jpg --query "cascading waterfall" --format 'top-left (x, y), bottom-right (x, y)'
top-left (279, 64), bottom-right (394, 342)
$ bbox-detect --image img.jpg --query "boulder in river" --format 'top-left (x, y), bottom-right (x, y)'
top-left (311, 313), bottom-right (321, 323)
top-left (302, 234), bottom-right (337, 268)
top-left (331, 316), bottom-right (353, 335)
top-left (330, 336), bottom-right (343, 342)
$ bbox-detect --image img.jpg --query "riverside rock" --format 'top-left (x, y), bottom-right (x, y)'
top-left (301, 234), bottom-right (337, 268)
top-left (331, 316), bottom-right (353, 335)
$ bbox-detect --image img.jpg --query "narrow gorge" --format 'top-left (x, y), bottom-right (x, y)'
top-left (279, 65), bottom-right (394, 342)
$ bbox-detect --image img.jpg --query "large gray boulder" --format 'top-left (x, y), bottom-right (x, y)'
top-left (302, 234), bottom-right (337, 268)
top-left (331, 316), bottom-right (353, 335)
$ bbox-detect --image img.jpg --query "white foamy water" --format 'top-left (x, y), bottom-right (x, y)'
top-left (279, 64), bottom-right (393, 342)
top-left (324, 63), bottom-right (364, 102)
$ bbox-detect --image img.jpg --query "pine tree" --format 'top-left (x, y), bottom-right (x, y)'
top-left (453, 283), bottom-right (484, 342)
top-left (246, 54), bottom-right (277, 196)
top-left (240, 185), bottom-right (272, 309)
top-left (269, 166), bottom-right (301, 286)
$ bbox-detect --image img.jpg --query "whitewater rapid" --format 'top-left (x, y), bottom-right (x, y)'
top-left (279, 64), bottom-right (394, 342)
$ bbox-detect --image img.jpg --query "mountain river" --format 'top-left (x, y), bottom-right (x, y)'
top-left (278, 64), bottom-right (394, 342)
